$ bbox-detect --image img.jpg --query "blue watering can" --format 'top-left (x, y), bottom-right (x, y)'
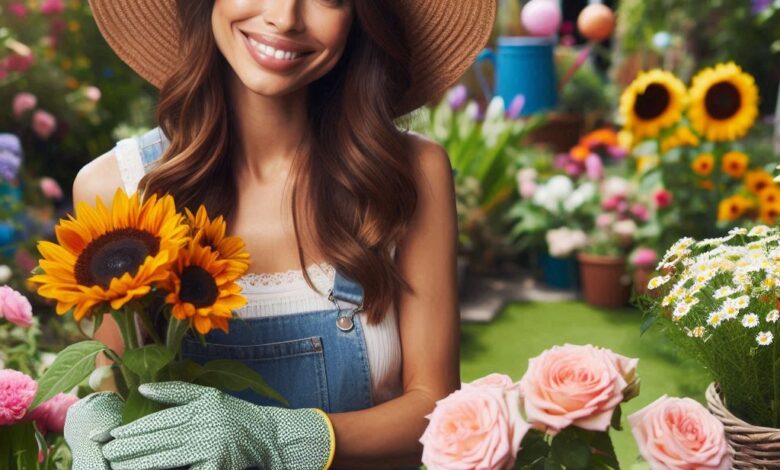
top-left (476, 36), bottom-right (558, 116)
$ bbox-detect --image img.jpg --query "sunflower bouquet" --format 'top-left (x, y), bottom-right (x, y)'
top-left (26, 189), bottom-right (282, 424)
top-left (640, 226), bottom-right (780, 428)
top-left (620, 62), bottom-right (776, 245)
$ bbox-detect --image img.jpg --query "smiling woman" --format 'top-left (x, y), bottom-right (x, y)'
top-left (68, 0), bottom-right (496, 468)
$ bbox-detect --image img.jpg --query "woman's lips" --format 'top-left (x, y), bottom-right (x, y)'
top-left (241, 32), bottom-right (314, 73)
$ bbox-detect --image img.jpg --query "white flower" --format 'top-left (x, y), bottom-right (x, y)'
top-left (673, 303), bottom-right (691, 320)
top-left (686, 326), bottom-right (706, 338)
top-left (729, 227), bottom-right (748, 236)
top-left (741, 313), bottom-right (759, 328)
top-left (601, 176), bottom-right (632, 200)
top-left (720, 301), bottom-right (741, 320)
top-left (714, 286), bottom-right (735, 299)
top-left (0, 265), bottom-right (10, 283)
top-left (707, 311), bottom-right (724, 327)
top-left (613, 219), bottom-right (638, 238)
top-left (748, 225), bottom-right (771, 237)
top-left (767, 310), bottom-right (779, 323)
top-left (546, 227), bottom-right (588, 258)
top-left (756, 331), bottom-right (774, 346)
top-left (563, 182), bottom-right (596, 213)
top-left (484, 96), bottom-right (505, 122)
top-left (648, 275), bottom-right (671, 290)
top-left (734, 295), bottom-right (750, 309)
top-left (670, 237), bottom-right (696, 254)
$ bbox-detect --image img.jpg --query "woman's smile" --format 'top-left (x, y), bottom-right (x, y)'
top-left (240, 30), bottom-right (315, 72)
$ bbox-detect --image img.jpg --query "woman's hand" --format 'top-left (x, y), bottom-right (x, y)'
top-left (64, 392), bottom-right (125, 470)
top-left (101, 382), bottom-right (335, 470)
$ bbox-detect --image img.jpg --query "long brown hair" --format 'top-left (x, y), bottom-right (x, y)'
top-left (139, 0), bottom-right (417, 323)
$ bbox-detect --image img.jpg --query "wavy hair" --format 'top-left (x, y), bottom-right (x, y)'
top-left (138, 0), bottom-right (417, 323)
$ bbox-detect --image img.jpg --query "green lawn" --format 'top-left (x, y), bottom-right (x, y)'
top-left (460, 301), bottom-right (710, 466)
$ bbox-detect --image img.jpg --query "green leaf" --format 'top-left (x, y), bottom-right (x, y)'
top-left (194, 360), bottom-right (288, 406)
top-left (640, 314), bottom-right (658, 335)
top-left (32, 340), bottom-right (106, 409)
top-left (611, 405), bottom-right (623, 431)
top-left (517, 430), bottom-right (551, 465)
top-left (543, 460), bottom-right (565, 470)
top-left (0, 422), bottom-right (38, 470)
top-left (550, 428), bottom-right (592, 470)
top-left (123, 345), bottom-right (175, 382)
top-left (590, 431), bottom-right (620, 469)
top-left (122, 387), bottom-right (167, 425)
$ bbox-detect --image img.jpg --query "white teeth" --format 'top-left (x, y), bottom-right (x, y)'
top-left (247, 36), bottom-right (301, 61)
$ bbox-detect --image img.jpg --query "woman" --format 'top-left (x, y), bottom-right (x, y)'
top-left (65, 0), bottom-right (495, 468)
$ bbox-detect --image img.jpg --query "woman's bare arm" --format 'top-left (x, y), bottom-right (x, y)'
top-left (329, 135), bottom-right (460, 468)
top-left (71, 150), bottom-right (127, 388)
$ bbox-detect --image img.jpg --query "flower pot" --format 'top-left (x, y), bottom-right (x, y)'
top-left (539, 253), bottom-right (580, 290)
top-left (632, 266), bottom-right (654, 297)
top-left (577, 253), bottom-right (631, 308)
top-left (706, 383), bottom-right (780, 469)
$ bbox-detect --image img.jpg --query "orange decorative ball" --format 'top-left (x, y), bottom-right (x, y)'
top-left (577, 4), bottom-right (615, 41)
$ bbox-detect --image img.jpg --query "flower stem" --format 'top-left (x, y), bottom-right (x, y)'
top-left (166, 316), bottom-right (189, 359)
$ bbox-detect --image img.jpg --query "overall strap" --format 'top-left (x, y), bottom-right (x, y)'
top-left (137, 126), bottom-right (170, 171)
top-left (328, 270), bottom-right (365, 332)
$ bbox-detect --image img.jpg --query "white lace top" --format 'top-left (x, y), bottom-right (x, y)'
top-left (114, 137), bottom-right (403, 403)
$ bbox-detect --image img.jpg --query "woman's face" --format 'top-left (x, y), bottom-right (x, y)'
top-left (212, 0), bottom-right (353, 97)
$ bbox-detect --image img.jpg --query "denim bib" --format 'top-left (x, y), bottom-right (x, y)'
top-left (132, 127), bottom-right (374, 413)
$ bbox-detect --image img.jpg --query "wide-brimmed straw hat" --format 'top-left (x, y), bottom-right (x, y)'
top-left (88, 0), bottom-right (496, 115)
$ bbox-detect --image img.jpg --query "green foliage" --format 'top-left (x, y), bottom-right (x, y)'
top-left (31, 339), bottom-right (106, 409)
top-left (515, 427), bottom-right (621, 469)
top-left (556, 48), bottom-right (616, 118)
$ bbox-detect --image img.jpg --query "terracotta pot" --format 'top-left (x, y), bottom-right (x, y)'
top-left (577, 253), bottom-right (631, 308)
top-left (632, 266), bottom-right (654, 297)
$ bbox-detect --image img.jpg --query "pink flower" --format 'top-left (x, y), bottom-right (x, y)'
top-left (5, 53), bottom-right (34, 73)
top-left (585, 155), bottom-right (603, 181)
top-left (421, 385), bottom-right (529, 470)
top-left (12, 92), bottom-right (37, 119)
top-left (601, 195), bottom-right (623, 211)
top-left (631, 248), bottom-right (658, 269)
top-left (465, 373), bottom-right (521, 393)
top-left (519, 344), bottom-right (638, 435)
top-left (39, 177), bottom-right (63, 199)
top-left (630, 203), bottom-right (649, 222)
top-left (654, 189), bottom-right (673, 208)
top-left (40, 0), bottom-right (65, 15)
top-left (84, 86), bottom-right (102, 102)
top-left (596, 213), bottom-right (615, 229)
top-left (0, 369), bottom-right (37, 425)
top-left (0, 285), bottom-right (34, 328)
top-left (8, 2), bottom-right (28, 17)
top-left (28, 393), bottom-right (79, 434)
top-left (629, 396), bottom-right (731, 470)
top-left (32, 110), bottom-right (57, 139)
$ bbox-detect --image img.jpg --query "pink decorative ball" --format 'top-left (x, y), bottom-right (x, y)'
top-left (521, 0), bottom-right (562, 37)
top-left (577, 4), bottom-right (615, 41)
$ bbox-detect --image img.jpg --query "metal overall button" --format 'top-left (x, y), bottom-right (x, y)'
top-left (336, 315), bottom-right (354, 332)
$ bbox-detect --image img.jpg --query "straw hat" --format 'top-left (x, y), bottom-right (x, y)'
top-left (88, 0), bottom-right (496, 115)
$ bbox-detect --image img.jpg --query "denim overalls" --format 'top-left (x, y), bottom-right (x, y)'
top-left (130, 127), bottom-right (416, 468)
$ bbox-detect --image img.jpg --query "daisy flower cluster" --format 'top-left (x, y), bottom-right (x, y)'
top-left (647, 226), bottom-right (780, 347)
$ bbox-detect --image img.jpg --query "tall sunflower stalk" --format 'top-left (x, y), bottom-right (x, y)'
top-left (26, 189), bottom-right (281, 423)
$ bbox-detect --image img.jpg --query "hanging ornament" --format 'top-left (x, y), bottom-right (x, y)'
top-left (521, 0), bottom-right (562, 37)
top-left (577, 3), bottom-right (615, 41)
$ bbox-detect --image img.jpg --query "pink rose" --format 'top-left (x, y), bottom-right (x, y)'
top-left (39, 177), bottom-right (63, 199)
top-left (630, 203), bottom-right (649, 222)
top-left (5, 53), bottom-right (34, 73)
top-left (519, 344), bottom-right (638, 435)
top-left (32, 110), bottom-right (57, 139)
top-left (29, 393), bottom-right (79, 434)
top-left (40, 0), bottom-right (65, 15)
top-left (9, 2), bottom-right (28, 17)
top-left (466, 373), bottom-right (521, 393)
top-left (12, 92), bottom-right (37, 119)
top-left (0, 369), bottom-right (37, 425)
top-left (629, 396), bottom-right (731, 470)
top-left (654, 188), bottom-right (673, 208)
top-left (631, 248), bottom-right (658, 269)
top-left (0, 285), bottom-right (34, 328)
top-left (601, 195), bottom-right (623, 211)
top-left (421, 385), bottom-right (529, 470)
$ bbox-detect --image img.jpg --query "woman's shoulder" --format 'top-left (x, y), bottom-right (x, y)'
top-left (72, 146), bottom-right (126, 206)
top-left (402, 131), bottom-right (454, 192)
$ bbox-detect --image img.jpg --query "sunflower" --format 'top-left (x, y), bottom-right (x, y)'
top-left (691, 153), bottom-right (715, 176)
top-left (699, 180), bottom-right (715, 191)
top-left (759, 186), bottom-right (780, 206)
top-left (580, 128), bottom-right (619, 148)
top-left (28, 189), bottom-right (189, 321)
top-left (688, 62), bottom-right (759, 142)
top-left (620, 69), bottom-right (687, 140)
top-left (721, 151), bottom-right (749, 178)
top-left (718, 195), bottom-right (752, 222)
top-left (760, 201), bottom-right (780, 225)
top-left (570, 144), bottom-right (590, 163)
top-left (164, 235), bottom-right (248, 335)
top-left (660, 126), bottom-right (700, 153)
top-left (745, 170), bottom-right (775, 194)
top-left (185, 206), bottom-right (250, 279)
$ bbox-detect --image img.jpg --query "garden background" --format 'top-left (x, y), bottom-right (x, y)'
top-left (1, 0), bottom-right (780, 467)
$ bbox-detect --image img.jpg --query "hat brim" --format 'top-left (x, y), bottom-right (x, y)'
top-left (88, 0), bottom-right (496, 116)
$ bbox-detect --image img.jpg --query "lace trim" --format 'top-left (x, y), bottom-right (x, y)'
top-left (114, 137), bottom-right (145, 195)
top-left (237, 261), bottom-right (335, 292)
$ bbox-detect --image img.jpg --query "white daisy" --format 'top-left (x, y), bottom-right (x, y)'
top-left (734, 295), bottom-right (750, 309)
top-left (720, 302), bottom-right (740, 321)
top-left (687, 326), bottom-right (706, 338)
top-left (748, 225), bottom-right (771, 237)
top-left (756, 331), bottom-right (774, 346)
top-left (741, 313), bottom-right (759, 328)
top-left (707, 311), bottom-right (724, 327)
top-left (766, 310), bottom-right (779, 323)
top-left (714, 286), bottom-right (735, 299)
top-left (648, 275), bottom-right (671, 290)
top-left (673, 303), bottom-right (691, 320)
top-left (729, 227), bottom-right (748, 236)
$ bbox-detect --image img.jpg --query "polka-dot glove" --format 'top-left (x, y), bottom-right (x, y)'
top-left (64, 392), bottom-right (125, 470)
top-left (101, 381), bottom-right (335, 470)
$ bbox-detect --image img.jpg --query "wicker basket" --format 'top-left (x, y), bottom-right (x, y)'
top-left (705, 383), bottom-right (780, 469)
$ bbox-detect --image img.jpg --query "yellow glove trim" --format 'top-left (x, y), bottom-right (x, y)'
top-left (313, 408), bottom-right (336, 470)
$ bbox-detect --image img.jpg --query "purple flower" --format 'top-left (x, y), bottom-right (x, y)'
top-left (585, 155), bottom-right (604, 181)
top-left (0, 134), bottom-right (22, 159)
top-left (0, 152), bottom-right (21, 181)
top-left (447, 85), bottom-right (468, 111)
top-left (752, 0), bottom-right (772, 15)
top-left (506, 95), bottom-right (526, 119)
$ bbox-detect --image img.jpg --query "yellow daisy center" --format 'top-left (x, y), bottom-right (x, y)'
top-left (75, 228), bottom-right (160, 288)
top-left (705, 82), bottom-right (741, 120)
top-left (179, 265), bottom-right (219, 307)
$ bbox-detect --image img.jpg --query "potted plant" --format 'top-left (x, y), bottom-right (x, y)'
top-left (628, 246), bottom-right (659, 297)
top-left (639, 226), bottom-right (780, 467)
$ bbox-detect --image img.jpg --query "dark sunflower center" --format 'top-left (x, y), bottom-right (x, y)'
top-left (179, 265), bottom-right (218, 307)
top-left (634, 83), bottom-right (671, 120)
top-left (75, 228), bottom-right (160, 289)
top-left (704, 82), bottom-right (741, 120)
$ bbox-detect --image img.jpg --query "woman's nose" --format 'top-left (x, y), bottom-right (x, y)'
top-left (263, 0), bottom-right (304, 33)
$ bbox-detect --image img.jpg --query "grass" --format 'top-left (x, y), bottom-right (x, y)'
top-left (460, 301), bottom-right (710, 466)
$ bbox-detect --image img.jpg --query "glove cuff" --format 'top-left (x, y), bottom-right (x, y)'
top-left (312, 409), bottom-right (336, 470)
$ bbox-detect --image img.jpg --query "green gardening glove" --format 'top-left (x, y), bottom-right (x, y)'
top-left (101, 381), bottom-right (335, 470)
top-left (63, 392), bottom-right (125, 470)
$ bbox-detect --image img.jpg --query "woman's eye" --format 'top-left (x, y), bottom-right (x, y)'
top-left (317, 0), bottom-right (347, 7)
